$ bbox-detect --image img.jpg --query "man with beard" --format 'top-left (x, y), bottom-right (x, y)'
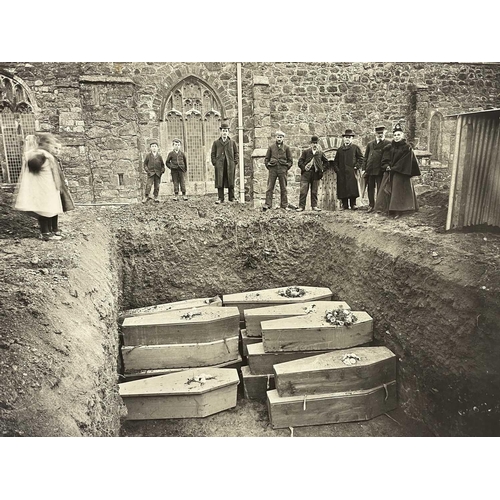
top-left (296, 136), bottom-right (329, 212)
top-left (263, 130), bottom-right (293, 211)
top-left (374, 122), bottom-right (421, 218)
top-left (363, 125), bottom-right (391, 212)
top-left (331, 129), bottom-right (364, 210)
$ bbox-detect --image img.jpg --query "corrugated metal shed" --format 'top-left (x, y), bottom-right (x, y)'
top-left (446, 108), bottom-right (500, 230)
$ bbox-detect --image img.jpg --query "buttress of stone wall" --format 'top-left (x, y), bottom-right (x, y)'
top-left (79, 77), bottom-right (141, 203)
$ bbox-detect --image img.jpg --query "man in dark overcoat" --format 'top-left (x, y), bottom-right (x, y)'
top-left (296, 136), bottom-right (329, 212)
top-left (331, 129), bottom-right (364, 210)
top-left (210, 122), bottom-right (239, 203)
top-left (363, 125), bottom-right (391, 212)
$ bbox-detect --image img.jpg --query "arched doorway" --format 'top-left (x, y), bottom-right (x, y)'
top-left (160, 76), bottom-right (225, 195)
top-left (0, 73), bottom-right (36, 183)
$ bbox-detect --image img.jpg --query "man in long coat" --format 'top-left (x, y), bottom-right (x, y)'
top-left (211, 122), bottom-right (239, 203)
top-left (331, 129), bottom-right (364, 210)
top-left (363, 125), bottom-right (391, 212)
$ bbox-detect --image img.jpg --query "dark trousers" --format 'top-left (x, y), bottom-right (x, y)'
top-left (367, 174), bottom-right (384, 208)
top-left (38, 215), bottom-right (58, 234)
top-left (265, 167), bottom-right (288, 208)
top-left (171, 169), bottom-right (186, 195)
top-left (299, 171), bottom-right (319, 209)
top-left (340, 197), bottom-right (357, 209)
top-left (145, 174), bottom-right (161, 198)
top-left (218, 163), bottom-right (234, 201)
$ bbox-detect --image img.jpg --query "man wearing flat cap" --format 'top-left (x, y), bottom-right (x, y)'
top-left (211, 122), bottom-right (239, 204)
top-left (143, 141), bottom-right (166, 203)
top-left (263, 130), bottom-right (293, 211)
top-left (166, 138), bottom-right (188, 201)
top-left (363, 126), bottom-right (391, 212)
top-left (331, 129), bottom-right (364, 210)
top-left (296, 136), bottom-right (329, 212)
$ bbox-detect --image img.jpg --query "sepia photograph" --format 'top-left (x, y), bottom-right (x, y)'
top-left (1, 3), bottom-right (498, 497)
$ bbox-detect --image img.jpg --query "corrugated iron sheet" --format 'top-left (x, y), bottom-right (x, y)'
top-left (446, 109), bottom-right (500, 230)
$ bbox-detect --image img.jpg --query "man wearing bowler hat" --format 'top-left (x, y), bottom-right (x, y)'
top-left (296, 135), bottom-right (329, 212)
top-left (363, 125), bottom-right (391, 212)
top-left (211, 122), bottom-right (239, 204)
top-left (331, 129), bottom-right (364, 210)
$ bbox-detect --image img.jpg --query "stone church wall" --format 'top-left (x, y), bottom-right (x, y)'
top-left (1, 62), bottom-right (499, 204)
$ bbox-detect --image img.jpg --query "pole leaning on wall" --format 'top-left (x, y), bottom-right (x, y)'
top-left (237, 62), bottom-right (245, 203)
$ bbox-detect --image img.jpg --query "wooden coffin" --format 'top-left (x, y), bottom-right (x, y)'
top-left (118, 296), bottom-right (222, 324)
top-left (119, 367), bottom-right (240, 420)
top-left (121, 307), bottom-right (240, 346)
top-left (240, 329), bottom-right (262, 357)
top-left (244, 300), bottom-right (350, 337)
top-left (262, 310), bottom-right (373, 352)
top-left (222, 286), bottom-right (333, 321)
top-left (267, 381), bottom-right (397, 429)
top-left (121, 356), bottom-right (243, 382)
top-left (274, 346), bottom-right (396, 397)
top-left (121, 336), bottom-right (239, 372)
top-left (241, 365), bottom-right (275, 403)
top-left (247, 342), bottom-right (332, 376)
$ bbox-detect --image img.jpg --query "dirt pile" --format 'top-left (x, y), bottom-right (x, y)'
top-left (1, 187), bottom-right (499, 436)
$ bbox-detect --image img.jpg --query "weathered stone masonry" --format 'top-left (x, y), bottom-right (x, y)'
top-left (1, 62), bottom-right (499, 204)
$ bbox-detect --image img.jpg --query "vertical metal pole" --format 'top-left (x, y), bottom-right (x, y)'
top-left (237, 62), bottom-right (245, 203)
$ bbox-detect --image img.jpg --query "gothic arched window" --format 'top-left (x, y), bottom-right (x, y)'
top-left (0, 74), bottom-right (36, 183)
top-left (160, 77), bottom-right (223, 184)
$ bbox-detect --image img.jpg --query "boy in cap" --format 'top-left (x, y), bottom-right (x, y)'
top-left (363, 126), bottom-right (391, 212)
top-left (296, 136), bottom-right (329, 212)
top-left (263, 130), bottom-right (293, 211)
top-left (165, 138), bottom-right (188, 201)
top-left (210, 122), bottom-right (239, 204)
top-left (143, 141), bottom-right (165, 203)
top-left (331, 129), bottom-right (364, 210)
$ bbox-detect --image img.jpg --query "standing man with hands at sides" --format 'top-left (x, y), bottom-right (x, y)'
top-left (363, 125), bottom-right (391, 212)
top-left (211, 122), bottom-right (239, 204)
top-left (296, 135), bottom-right (329, 212)
top-left (143, 141), bottom-right (165, 203)
top-left (166, 138), bottom-right (188, 201)
top-left (331, 129), bottom-right (364, 210)
top-left (263, 130), bottom-right (294, 211)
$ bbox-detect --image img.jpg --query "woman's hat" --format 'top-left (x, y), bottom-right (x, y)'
top-left (393, 123), bottom-right (404, 133)
top-left (342, 129), bottom-right (355, 137)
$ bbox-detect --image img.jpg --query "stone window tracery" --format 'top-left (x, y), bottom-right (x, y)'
top-left (0, 74), bottom-right (36, 183)
top-left (161, 76), bottom-right (223, 183)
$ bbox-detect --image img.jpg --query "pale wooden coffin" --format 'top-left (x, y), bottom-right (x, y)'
top-left (244, 300), bottom-right (350, 337)
top-left (262, 310), bottom-right (373, 352)
top-left (240, 329), bottom-right (262, 357)
top-left (118, 296), bottom-right (222, 324)
top-left (119, 367), bottom-right (240, 420)
top-left (121, 336), bottom-right (239, 372)
top-left (241, 365), bottom-right (275, 403)
top-left (121, 307), bottom-right (240, 346)
top-left (267, 381), bottom-right (397, 429)
top-left (222, 286), bottom-right (333, 321)
top-left (121, 356), bottom-right (243, 382)
top-left (247, 342), bottom-right (332, 376)
top-left (274, 346), bottom-right (396, 396)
